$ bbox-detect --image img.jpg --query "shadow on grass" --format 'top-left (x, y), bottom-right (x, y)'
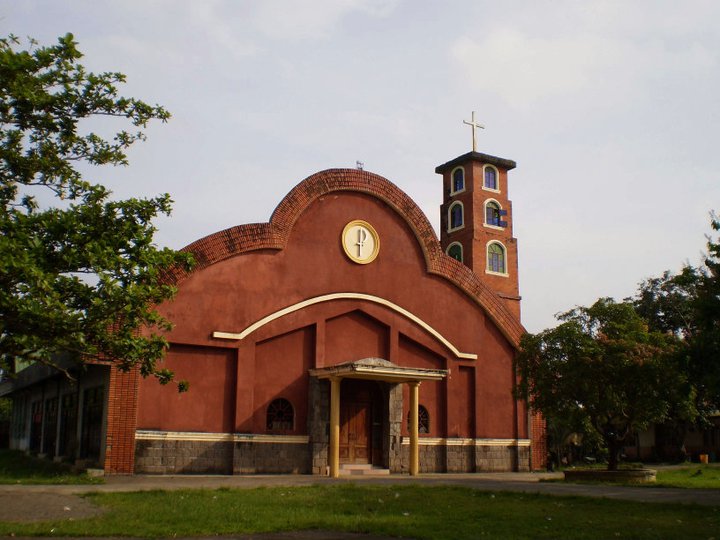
top-left (0, 449), bottom-right (103, 484)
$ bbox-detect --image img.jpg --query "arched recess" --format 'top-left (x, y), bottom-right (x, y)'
top-left (213, 292), bottom-right (478, 360)
top-left (167, 168), bottom-right (524, 348)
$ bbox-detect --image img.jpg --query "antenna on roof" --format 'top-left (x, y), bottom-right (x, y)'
top-left (356, 160), bottom-right (364, 170)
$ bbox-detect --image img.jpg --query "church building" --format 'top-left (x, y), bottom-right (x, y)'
top-left (4, 140), bottom-right (546, 475)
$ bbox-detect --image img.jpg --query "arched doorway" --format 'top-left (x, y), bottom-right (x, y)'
top-left (339, 379), bottom-right (384, 465)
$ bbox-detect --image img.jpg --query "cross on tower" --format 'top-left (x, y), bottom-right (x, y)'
top-left (463, 111), bottom-right (485, 152)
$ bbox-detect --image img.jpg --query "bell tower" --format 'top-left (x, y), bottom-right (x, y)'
top-left (435, 115), bottom-right (521, 318)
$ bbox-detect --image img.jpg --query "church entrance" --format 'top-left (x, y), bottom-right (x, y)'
top-left (339, 379), bottom-right (382, 465)
top-left (309, 358), bottom-right (447, 476)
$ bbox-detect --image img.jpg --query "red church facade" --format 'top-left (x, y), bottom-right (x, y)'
top-left (6, 151), bottom-right (546, 475)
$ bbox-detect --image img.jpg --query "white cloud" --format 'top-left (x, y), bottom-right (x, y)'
top-left (450, 28), bottom-right (625, 108)
top-left (252, 0), bottom-right (399, 40)
top-left (450, 6), bottom-right (719, 111)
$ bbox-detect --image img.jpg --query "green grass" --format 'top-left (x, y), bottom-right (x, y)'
top-left (547, 463), bottom-right (720, 489)
top-left (0, 449), bottom-right (102, 484)
top-left (655, 464), bottom-right (720, 488)
top-left (1, 485), bottom-right (719, 539)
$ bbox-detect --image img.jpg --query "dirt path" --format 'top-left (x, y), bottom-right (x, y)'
top-left (0, 491), bottom-right (105, 522)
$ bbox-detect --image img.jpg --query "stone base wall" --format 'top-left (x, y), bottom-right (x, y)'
top-left (475, 444), bottom-right (530, 472)
top-left (446, 445), bottom-right (474, 472)
top-left (135, 439), bottom-right (310, 474)
top-left (135, 439), bottom-right (233, 474)
top-left (233, 442), bottom-right (310, 474)
top-left (399, 444), bottom-right (446, 473)
top-left (135, 433), bottom-right (531, 474)
top-left (398, 442), bottom-right (531, 473)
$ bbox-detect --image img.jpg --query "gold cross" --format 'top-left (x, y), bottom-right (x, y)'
top-left (463, 111), bottom-right (485, 152)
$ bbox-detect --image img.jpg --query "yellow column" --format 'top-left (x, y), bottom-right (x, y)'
top-left (409, 381), bottom-right (420, 476)
top-left (329, 377), bottom-right (341, 478)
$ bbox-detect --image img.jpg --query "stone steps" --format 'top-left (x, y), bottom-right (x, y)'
top-left (339, 463), bottom-right (390, 476)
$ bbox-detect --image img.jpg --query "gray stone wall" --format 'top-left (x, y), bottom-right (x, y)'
top-left (388, 383), bottom-right (403, 472)
top-left (475, 444), bottom-right (530, 472)
top-left (233, 442), bottom-right (310, 474)
top-left (135, 439), bottom-right (311, 474)
top-left (135, 438), bottom-right (531, 474)
top-left (308, 377), bottom-right (329, 474)
top-left (135, 439), bottom-right (233, 474)
top-left (399, 443), bottom-right (446, 473)
top-left (517, 446), bottom-right (530, 472)
top-left (398, 442), bottom-right (531, 473)
top-left (446, 445), bottom-right (474, 472)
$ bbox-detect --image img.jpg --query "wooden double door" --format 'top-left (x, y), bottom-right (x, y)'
top-left (339, 379), bottom-right (383, 464)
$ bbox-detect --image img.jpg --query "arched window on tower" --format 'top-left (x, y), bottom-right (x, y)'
top-left (448, 202), bottom-right (464, 231)
top-left (447, 242), bottom-right (463, 263)
top-left (451, 166), bottom-right (465, 193)
top-left (266, 398), bottom-right (294, 432)
top-left (485, 201), bottom-right (501, 227)
top-left (407, 405), bottom-right (430, 434)
top-left (487, 242), bottom-right (507, 274)
top-left (484, 165), bottom-right (498, 190)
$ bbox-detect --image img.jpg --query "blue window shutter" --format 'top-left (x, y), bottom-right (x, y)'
top-left (499, 220), bottom-right (508, 228)
top-left (499, 209), bottom-right (508, 216)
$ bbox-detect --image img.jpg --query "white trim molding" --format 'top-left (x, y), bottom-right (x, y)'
top-left (213, 292), bottom-right (478, 360)
top-left (401, 437), bottom-right (531, 447)
top-left (135, 430), bottom-right (310, 444)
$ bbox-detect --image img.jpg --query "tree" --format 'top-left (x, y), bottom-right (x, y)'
top-left (517, 298), bottom-right (689, 470)
top-left (0, 34), bottom-right (192, 388)
top-left (690, 214), bottom-right (720, 416)
top-left (635, 213), bottom-right (720, 424)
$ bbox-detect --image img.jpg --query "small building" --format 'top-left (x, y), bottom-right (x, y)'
top-left (3, 147), bottom-right (546, 475)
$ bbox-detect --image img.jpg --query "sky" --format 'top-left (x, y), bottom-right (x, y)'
top-left (4, 0), bottom-right (719, 333)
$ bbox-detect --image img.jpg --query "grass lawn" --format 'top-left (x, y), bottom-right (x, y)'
top-left (551, 463), bottom-right (720, 489)
top-left (0, 449), bottom-right (102, 484)
top-left (655, 464), bottom-right (720, 488)
top-left (1, 485), bottom-right (719, 539)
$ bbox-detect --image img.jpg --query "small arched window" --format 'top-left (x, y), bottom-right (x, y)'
top-left (449, 202), bottom-right (463, 230)
top-left (451, 167), bottom-right (465, 193)
top-left (484, 165), bottom-right (498, 190)
top-left (485, 201), bottom-right (501, 226)
top-left (407, 405), bottom-right (430, 434)
top-left (447, 242), bottom-right (463, 263)
top-left (487, 242), bottom-right (506, 274)
top-left (266, 398), bottom-right (294, 432)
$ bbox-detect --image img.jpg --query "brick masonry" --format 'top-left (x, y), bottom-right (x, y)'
top-left (126, 169), bottom-right (537, 475)
top-left (531, 411), bottom-right (548, 471)
top-left (104, 367), bottom-right (139, 475)
top-left (164, 169), bottom-right (524, 349)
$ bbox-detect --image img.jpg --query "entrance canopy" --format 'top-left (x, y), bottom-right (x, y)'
top-left (309, 358), bottom-right (448, 383)
top-left (310, 359), bottom-right (447, 478)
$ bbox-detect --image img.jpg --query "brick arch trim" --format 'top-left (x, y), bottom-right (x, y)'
top-left (169, 168), bottom-right (525, 348)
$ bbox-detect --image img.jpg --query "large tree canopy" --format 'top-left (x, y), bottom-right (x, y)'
top-left (0, 34), bottom-right (191, 388)
top-left (634, 214), bottom-right (720, 424)
top-left (517, 298), bottom-right (690, 470)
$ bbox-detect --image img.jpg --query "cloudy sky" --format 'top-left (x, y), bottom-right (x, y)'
top-left (5, 0), bottom-right (719, 332)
